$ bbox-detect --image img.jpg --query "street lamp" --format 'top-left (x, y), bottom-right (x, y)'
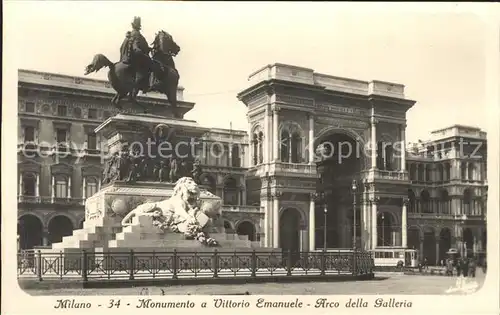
top-left (461, 214), bottom-right (468, 258)
top-left (351, 180), bottom-right (358, 275)
top-left (323, 192), bottom-right (328, 252)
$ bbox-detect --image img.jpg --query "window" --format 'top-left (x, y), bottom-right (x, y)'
top-left (87, 133), bottom-right (97, 150)
top-left (85, 177), bottom-right (98, 198)
top-left (25, 102), bottom-right (35, 113)
top-left (22, 173), bottom-right (36, 196)
top-left (56, 129), bottom-right (67, 143)
top-left (231, 145), bottom-right (240, 167)
top-left (55, 175), bottom-right (68, 198)
top-left (57, 105), bottom-right (67, 116)
top-left (24, 126), bottom-right (35, 142)
top-left (88, 109), bottom-right (97, 119)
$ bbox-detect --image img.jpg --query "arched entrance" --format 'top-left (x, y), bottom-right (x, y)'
top-left (407, 227), bottom-right (420, 250)
top-left (279, 208), bottom-right (301, 253)
top-left (422, 227), bottom-right (436, 265)
top-left (18, 215), bottom-right (43, 250)
top-left (377, 212), bottom-right (396, 246)
top-left (463, 228), bottom-right (474, 255)
top-left (315, 132), bottom-right (363, 249)
top-left (439, 228), bottom-right (452, 263)
top-left (236, 221), bottom-right (256, 242)
top-left (47, 215), bottom-right (74, 245)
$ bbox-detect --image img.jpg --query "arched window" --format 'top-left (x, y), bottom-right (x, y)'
top-left (409, 164), bottom-right (417, 181)
top-left (290, 132), bottom-right (302, 163)
top-left (55, 175), bottom-right (68, 198)
top-left (252, 134), bottom-right (258, 166)
top-left (22, 173), bottom-right (36, 196)
top-left (420, 190), bottom-right (431, 213)
top-left (467, 163), bottom-right (474, 181)
top-left (231, 145), bottom-right (240, 167)
top-left (417, 164), bottom-right (425, 182)
top-left (376, 142), bottom-right (384, 169)
top-left (437, 164), bottom-right (444, 182)
top-left (461, 162), bottom-right (467, 180)
top-left (463, 189), bottom-right (472, 215)
top-left (408, 189), bottom-right (416, 213)
top-left (440, 189), bottom-right (450, 214)
top-left (85, 177), bottom-right (98, 199)
top-left (280, 130), bottom-right (290, 162)
top-left (223, 177), bottom-right (239, 206)
top-left (384, 144), bottom-right (393, 170)
top-left (444, 162), bottom-right (451, 182)
top-left (258, 132), bottom-right (264, 164)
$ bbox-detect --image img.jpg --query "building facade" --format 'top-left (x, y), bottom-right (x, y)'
top-left (17, 65), bottom-right (487, 265)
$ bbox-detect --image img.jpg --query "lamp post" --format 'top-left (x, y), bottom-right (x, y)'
top-left (323, 192), bottom-right (328, 252)
top-left (351, 180), bottom-right (358, 275)
top-left (461, 213), bottom-right (468, 258)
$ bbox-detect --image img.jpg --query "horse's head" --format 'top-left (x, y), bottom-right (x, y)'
top-left (153, 30), bottom-right (180, 56)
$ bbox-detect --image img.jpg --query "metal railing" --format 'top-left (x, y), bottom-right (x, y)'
top-left (18, 250), bottom-right (374, 282)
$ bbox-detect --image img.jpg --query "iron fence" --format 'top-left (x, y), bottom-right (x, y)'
top-left (18, 249), bottom-right (374, 282)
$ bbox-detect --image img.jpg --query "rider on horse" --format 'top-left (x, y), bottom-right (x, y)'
top-left (123, 17), bottom-right (153, 97)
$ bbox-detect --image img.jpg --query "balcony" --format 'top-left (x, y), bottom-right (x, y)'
top-left (363, 169), bottom-right (408, 182)
top-left (52, 197), bottom-right (85, 206)
top-left (269, 162), bottom-right (316, 175)
top-left (17, 195), bottom-right (41, 203)
top-left (222, 205), bottom-right (262, 213)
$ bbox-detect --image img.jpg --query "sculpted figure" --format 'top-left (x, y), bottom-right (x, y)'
top-left (121, 177), bottom-right (221, 246)
top-left (191, 158), bottom-right (202, 184)
top-left (169, 158), bottom-right (178, 182)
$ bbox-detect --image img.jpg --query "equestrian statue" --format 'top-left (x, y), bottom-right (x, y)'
top-left (84, 17), bottom-right (181, 118)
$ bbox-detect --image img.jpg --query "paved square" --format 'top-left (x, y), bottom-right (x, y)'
top-left (25, 272), bottom-right (486, 296)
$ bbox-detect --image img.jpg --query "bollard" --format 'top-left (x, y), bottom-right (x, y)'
top-left (213, 249), bottom-right (219, 278)
top-left (172, 250), bottom-right (178, 280)
top-left (36, 250), bottom-right (43, 282)
top-left (251, 250), bottom-right (257, 278)
top-left (82, 250), bottom-right (88, 283)
top-left (128, 250), bottom-right (135, 280)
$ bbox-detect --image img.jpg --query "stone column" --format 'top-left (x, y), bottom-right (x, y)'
top-left (361, 200), bottom-right (367, 250)
top-left (273, 192), bottom-right (281, 247)
top-left (435, 240), bottom-right (440, 265)
top-left (273, 107), bottom-right (279, 161)
top-left (370, 113), bottom-right (378, 169)
top-left (401, 124), bottom-right (406, 171)
top-left (264, 107), bottom-right (269, 170)
top-left (35, 173), bottom-right (40, 197)
top-left (248, 121), bottom-right (253, 167)
top-left (308, 114), bottom-right (314, 164)
top-left (51, 175), bottom-right (55, 202)
top-left (371, 198), bottom-right (378, 249)
top-left (67, 176), bottom-right (72, 199)
top-left (419, 237), bottom-right (424, 257)
top-left (82, 177), bottom-right (87, 199)
top-left (42, 229), bottom-right (49, 246)
top-left (19, 173), bottom-right (23, 196)
top-left (402, 198), bottom-right (408, 248)
top-left (309, 193), bottom-right (316, 251)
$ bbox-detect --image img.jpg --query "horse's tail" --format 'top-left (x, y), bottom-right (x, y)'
top-left (84, 54), bottom-right (114, 75)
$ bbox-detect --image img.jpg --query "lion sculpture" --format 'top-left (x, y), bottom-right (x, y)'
top-left (121, 177), bottom-right (222, 244)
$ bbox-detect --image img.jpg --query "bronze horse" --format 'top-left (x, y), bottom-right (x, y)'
top-left (84, 31), bottom-right (181, 118)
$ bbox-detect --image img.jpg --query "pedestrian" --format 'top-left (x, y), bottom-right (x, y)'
top-left (468, 257), bottom-right (476, 278)
top-left (461, 258), bottom-right (469, 277)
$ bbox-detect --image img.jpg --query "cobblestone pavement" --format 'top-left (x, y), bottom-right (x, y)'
top-left (25, 271), bottom-right (486, 296)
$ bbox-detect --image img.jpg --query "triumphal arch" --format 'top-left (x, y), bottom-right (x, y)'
top-left (238, 63), bottom-right (415, 253)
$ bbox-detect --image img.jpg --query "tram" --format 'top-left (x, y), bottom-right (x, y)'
top-left (370, 248), bottom-right (419, 268)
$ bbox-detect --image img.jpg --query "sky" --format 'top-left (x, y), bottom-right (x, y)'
top-left (5, 2), bottom-right (499, 142)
